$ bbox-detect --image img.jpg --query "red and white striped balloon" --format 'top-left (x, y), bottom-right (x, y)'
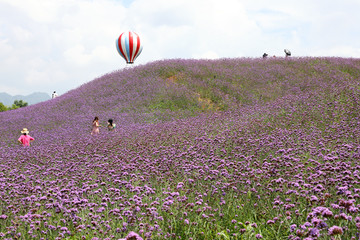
top-left (115, 31), bottom-right (143, 64)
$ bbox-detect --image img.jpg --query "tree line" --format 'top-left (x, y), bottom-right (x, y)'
top-left (0, 100), bottom-right (28, 112)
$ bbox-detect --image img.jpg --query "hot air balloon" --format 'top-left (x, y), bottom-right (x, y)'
top-left (116, 31), bottom-right (143, 64)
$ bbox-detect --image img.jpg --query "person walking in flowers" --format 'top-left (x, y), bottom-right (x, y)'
top-left (91, 116), bottom-right (101, 135)
top-left (18, 128), bottom-right (34, 146)
top-left (107, 119), bottom-right (116, 131)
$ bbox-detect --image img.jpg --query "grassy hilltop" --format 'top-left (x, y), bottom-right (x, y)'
top-left (1, 57), bottom-right (360, 239)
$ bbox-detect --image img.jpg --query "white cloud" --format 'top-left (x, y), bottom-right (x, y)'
top-left (64, 45), bottom-right (91, 65)
top-left (3, 0), bottom-right (60, 23)
top-left (0, 39), bottom-right (12, 56)
top-left (11, 26), bottom-right (33, 42)
top-left (193, 50), bottom-right (220, 60)
top-left (315, 46), bottom-right (360, 58)
top-left (25, 69), bottom-right (50, 85)
top-left (0, 84), bottom-right (25, 96)
top-left (0, 0), bottom-right (359, 95)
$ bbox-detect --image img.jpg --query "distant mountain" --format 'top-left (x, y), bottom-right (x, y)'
top-left (0, 92), bottom-right (51, 106)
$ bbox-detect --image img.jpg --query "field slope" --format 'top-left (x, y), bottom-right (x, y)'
top-left (1, 57), bottom-right (360, 239)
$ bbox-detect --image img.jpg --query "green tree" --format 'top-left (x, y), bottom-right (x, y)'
top-left (10, 100), bottom-right (28, 110)
top-left (0, 102), bottom-right (7, 112)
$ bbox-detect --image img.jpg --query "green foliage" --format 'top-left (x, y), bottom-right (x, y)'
top-left (13, 99), bottom-right (28, 108)
top-left (0, 102), bottom-right (7, 112)
top-left (9, 99), bottom-right (28, 110)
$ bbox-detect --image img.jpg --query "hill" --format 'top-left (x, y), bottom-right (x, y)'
top-left (0, 57), bottom-right (360, 239)
top-left (0, 92), bottom-right (51, 106)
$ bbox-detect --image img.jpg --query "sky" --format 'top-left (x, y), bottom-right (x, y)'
top-left (0, 0), bottom-right (359, 96)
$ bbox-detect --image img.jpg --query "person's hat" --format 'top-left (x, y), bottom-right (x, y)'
top-left (21, 128), bottom-right (29, 134)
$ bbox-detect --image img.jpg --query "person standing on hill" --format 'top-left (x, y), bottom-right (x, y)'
top-left (91, 116), bottom-right (100, 135)
top-left (52, 91), bottom-right (58, 99)
top-left (107, 119), bottom-right (116, 131)
top-left (18, 128), bottom-right (34, 146)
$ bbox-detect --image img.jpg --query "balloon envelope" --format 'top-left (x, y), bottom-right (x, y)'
top-left (116, 31), bottom-right (143, 64)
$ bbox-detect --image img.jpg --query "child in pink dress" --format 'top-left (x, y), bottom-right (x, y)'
top-left (91, 116), bottom-right (100, 135)
top-left (18, 128), bottom-right (34, 146)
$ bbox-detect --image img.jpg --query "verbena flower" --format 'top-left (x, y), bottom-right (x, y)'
top-left (328, 226), bottom-right (343, 236)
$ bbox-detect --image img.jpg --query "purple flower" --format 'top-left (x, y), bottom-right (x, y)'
top-left (322, 209), bottom-right (333, 217)
top-left (1, 57), bottom-right (360, 240)
top-left (96, 207), bottom-right (105, 213)
top-left (119, 231), bottom-right (143, 240)
top-left (309, 228), bottom-right (320, 237)
top-left (328, 226), bottom-right (343, 236)
top-left (290, 224), bottom-right (297, 232)
top-left (267, 220), bottom-right (275, 225)
top-left (176, 182), bottom-right (184, 189)
top-left (310, 195), bottom-right (318, 202)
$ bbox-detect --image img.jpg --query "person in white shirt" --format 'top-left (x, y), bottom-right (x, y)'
top-left (52, 91), bottom-right (58, 99)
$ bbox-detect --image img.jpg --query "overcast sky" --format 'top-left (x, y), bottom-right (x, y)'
top-left (1, 0), bottom-right (359, 96)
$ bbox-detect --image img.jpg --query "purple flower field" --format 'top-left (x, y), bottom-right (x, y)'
top-left (1, 57), bottom-right (360, 239)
